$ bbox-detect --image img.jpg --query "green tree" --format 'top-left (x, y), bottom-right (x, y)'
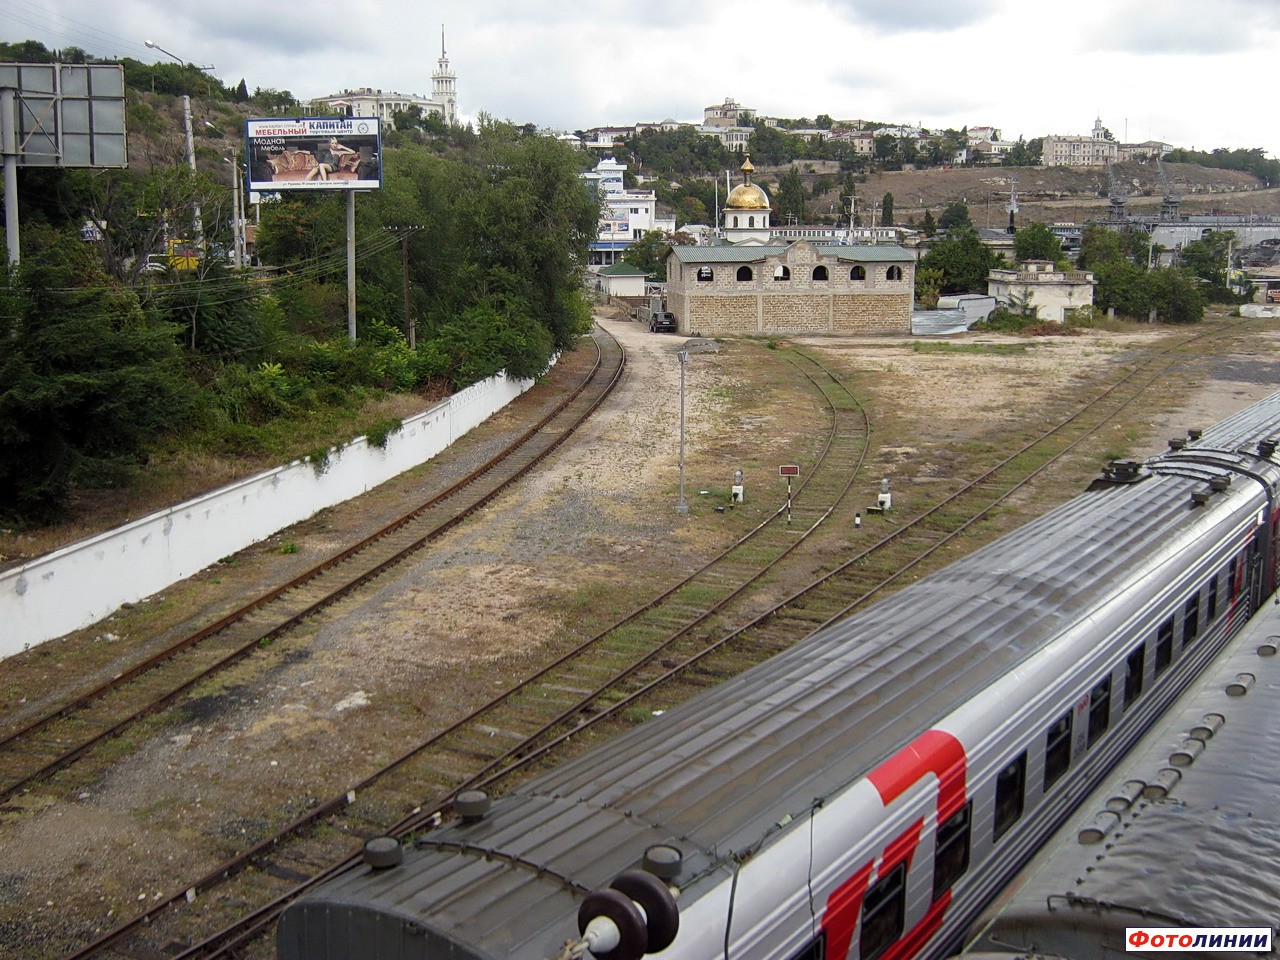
top-left (776, 167), bottom-right (809, 224)
top-left (1079, 224), bottom-right (1150, 270)
top-left (920, 209), bottom-right (937, 237)
top-left (815, 114), bottom-right (834, 130)
top-left (938, 201), bottom-right (972, 231)
top-left (748, 124), bottom-right (804, 166)
top-left (1179, 230), bottom-right (1236, 302)
top-left (1002, 137), bottom-right (1043, 167)
top-left (621, 230), bottom-right (671, 280)
top-left (1014, 222), bottom-right (1061, 262)
top-left (880, 192), bottom-right (895, 226)
top-left (918, 227), bottom-right (1002, 294)
top-left (1146, 267), bottom-right (1205, 323)
top-left (0, 233), bottom-right (193, 524)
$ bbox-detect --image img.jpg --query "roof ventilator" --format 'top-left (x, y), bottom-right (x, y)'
top-left (1168, 437), bottom-right (1186, 451)
top-left (1191, 488), bottom-right (1212, 507)
top-left (1210, 475), bottom-right (1231, 492)
top-left (455, 790), bottom-right (491, 822)
top-left (1259, 438), bottom-right (1278, 458)
top-left (1187, 428), bottom-right (1203, 441)
top-left (362, 836), bottom-right (404, 870)
top-left (1141, 767), bottom-right (1182, 800)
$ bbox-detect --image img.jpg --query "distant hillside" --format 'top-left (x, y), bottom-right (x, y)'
top-left (750, 160), bottom-right (1280, 227)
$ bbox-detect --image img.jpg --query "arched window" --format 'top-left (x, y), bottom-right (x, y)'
top-left (850, 265), bottom-right (866, 281)
top-left (749, 216), bottom-right (755, 228)
top-left (696, 266), bottom-right (714, 282)
top-left (774, 265), bottom-right (791, 281)
top-left (737, 265), bottom-right (754, 282)
top-left (887, 265), bottom-right (903, 281)
top-left (733, 216), bottom-right (739, 228)
top-left (813, 265), bottom-right (829, 281)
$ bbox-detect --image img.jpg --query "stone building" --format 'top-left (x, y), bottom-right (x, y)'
top-left (663, 157), bottom-right (915, 336)
top-left (987, 261), bottom-right (1095, 322)
top-left (666, 240), bottom-right (914, 336)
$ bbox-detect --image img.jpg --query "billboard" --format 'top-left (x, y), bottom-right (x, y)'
top-left (0, 63), bottom-right (127, 167)
top-left (245, 117), bottom-right (381, 192)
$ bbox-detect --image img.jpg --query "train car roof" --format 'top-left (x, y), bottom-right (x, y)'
top-left (287, 397), bottom-right (1280, 960)
top-left (963, 599), bottom-right (1280, 957)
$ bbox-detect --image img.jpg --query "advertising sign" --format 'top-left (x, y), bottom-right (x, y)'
top-left (245, 117), bottom-right (381, 192)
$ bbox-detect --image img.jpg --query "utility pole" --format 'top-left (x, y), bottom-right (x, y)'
top-left (146, 41), bottom-right (214, 247)
top-left (383, 225), bottom-right (424, 349)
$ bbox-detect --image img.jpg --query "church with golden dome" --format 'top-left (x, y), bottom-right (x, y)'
top-left (723, 157), bottom-right (772, 243)
top-left (664, 156), bottom-right (916, 337)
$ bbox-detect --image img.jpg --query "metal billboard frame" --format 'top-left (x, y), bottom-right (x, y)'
top-left (1, 62), bottom-right (128, 263)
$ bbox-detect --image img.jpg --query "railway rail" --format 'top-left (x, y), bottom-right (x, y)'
top-left (30, 326), bottom-right (1236, 960)
top-left (0, 324), bottom-right (625, 808)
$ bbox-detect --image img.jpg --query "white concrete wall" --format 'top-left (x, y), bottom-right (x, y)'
top-left (1, 370), bottom-right (538, 657)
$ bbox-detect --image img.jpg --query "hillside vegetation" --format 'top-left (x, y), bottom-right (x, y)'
top-left (1, 42), bottom-right (599, 532)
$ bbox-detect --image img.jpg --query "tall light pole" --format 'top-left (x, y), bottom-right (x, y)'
top-left (677, 350), bottom-right (689, 515)
top-left (206, 121), bottom-right (245, 269)
top-left (145, 40), bottom-right (211, 246)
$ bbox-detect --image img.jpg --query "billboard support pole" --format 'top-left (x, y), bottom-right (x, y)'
top-left (346, 189), bottom-right (356, 341)
top-left (2, 87), bottom-right (19, 266)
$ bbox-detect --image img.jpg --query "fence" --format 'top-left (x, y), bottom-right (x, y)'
top-left (1, 369), bottom-right (539, 657)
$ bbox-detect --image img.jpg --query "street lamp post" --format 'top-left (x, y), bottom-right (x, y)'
top-left (677, 350), bottom-right (689, 515)
top-left (145, 40), bottom-right (211, 246)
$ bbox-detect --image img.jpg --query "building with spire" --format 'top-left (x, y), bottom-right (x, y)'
top-left (310, 27), bottom-right (459, 127)
top-left (431, 27), bottom-right (458, 125)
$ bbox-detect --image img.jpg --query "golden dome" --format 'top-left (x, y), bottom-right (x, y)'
top-left (726, 182), bottom-right (770, 210)
top-left (725, 155), bottom-right (770, 210)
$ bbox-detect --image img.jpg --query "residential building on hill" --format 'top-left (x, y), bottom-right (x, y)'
top-left (704, 97), bottom-right (755, 127)
top-left (581, 156), bottom-right (674, 268)
top-left (1043, 117), bottom-right (1172, 167)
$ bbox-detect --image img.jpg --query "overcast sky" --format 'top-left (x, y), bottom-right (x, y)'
top-left (7, 0), bottom-right (1278, 160)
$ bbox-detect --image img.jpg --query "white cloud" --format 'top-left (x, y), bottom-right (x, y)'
top-left (2, 0), bottom-right (1277, 159)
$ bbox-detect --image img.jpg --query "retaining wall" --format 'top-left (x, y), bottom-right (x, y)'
top-left (1, 370), bottom-right (538, 657)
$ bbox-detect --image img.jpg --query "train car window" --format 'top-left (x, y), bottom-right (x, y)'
top-left (1207, 576), bottom-right (1218, 620)
top-left (932, 801), bottom-right (972, 902)
top-left (1155, 617), bottom-right (1174, 675)
top-left (1087, 676), bottom-right (1112, 747)
top-left (1123, 644), bottom-right (1145, 707)
top-left (784, 933), bottom-right (825, 960)
top-left (1227, 559), bottom-right (1238, 598)
top-left (1184, 593), bottom-right (1200, 645)
top-left (994, 753), bottom-right (1026, 841)
top-left (1043, 711), bottom-right (1073, 789)
top-left (860, 863), bottom-right (906, 960)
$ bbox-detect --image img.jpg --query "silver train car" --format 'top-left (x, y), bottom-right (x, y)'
top-left (960, 593), bottom-right (1280, 959)
top-left (277, 393), bottom-right (1280, 960)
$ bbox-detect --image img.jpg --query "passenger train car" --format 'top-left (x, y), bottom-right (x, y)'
top-left (959, 594), bottom-right (1280, 958)
top-left (277, 393), bottom-right (1280, 960)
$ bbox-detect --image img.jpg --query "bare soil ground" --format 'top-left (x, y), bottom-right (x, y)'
top-left (2, 311), bottom-right (1280, 958)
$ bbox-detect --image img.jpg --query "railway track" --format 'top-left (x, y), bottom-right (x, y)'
top-left (0, 324), bottom-right (625, 810)
top-left (40, 327), bottom-right (1231, 960)
top-left (53, 345), bottom-right (874, 960)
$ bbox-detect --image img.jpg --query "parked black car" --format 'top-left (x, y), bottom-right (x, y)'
top-left (649, 311), bottom-right (677, 333)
